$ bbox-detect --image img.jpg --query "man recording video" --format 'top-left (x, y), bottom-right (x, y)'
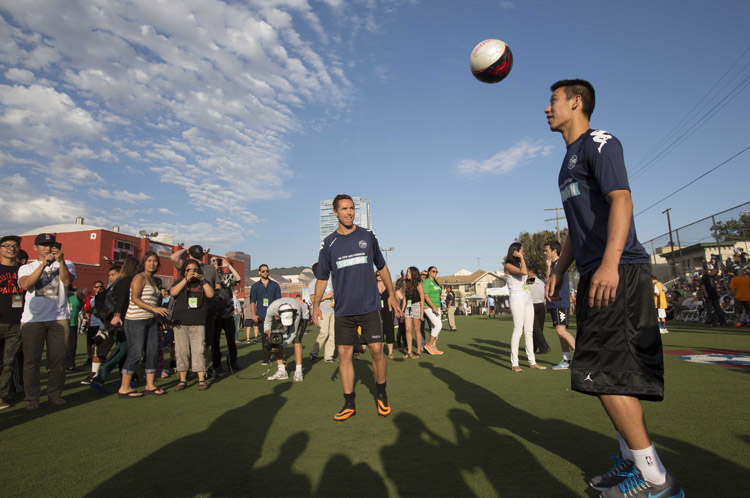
top-left (264, 297), bottom-right (309, 382)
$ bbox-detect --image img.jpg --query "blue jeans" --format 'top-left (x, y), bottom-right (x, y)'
top-left (122, 318), bottom-right (159, 374)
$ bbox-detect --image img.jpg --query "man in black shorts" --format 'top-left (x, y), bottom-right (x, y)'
top-left (544, 79), bottom-right (683, 498)
top-left (313, 194), bottom-right (401, 422)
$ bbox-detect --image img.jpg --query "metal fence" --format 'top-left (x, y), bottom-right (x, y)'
top-left (641, 201), bottom-right (750, 281)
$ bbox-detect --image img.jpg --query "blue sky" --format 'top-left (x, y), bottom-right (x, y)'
top-left (1, 0), bottom-right (748, 276)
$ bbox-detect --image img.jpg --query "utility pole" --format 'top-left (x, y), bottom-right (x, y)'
top-left (382, 247), bottom-right (395, 263)
top-left (544, 208), bottom-right (565, 242)
top-left (662, 208), bottom-right (677, 278)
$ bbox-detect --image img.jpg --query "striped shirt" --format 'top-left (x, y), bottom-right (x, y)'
top-left (125, 275), bottom-right (160, 320)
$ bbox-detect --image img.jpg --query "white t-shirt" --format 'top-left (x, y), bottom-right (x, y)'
top-left (19, 260), bottom-right (77, 323)
top-left (506, 273), bottom-right (531, 304)
top-left (529, 278), bottom-right (546, 304)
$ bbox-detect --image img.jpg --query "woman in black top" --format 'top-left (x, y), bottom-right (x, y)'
top-left (90, 257), bottom-right (139, 394)
top-left (376, 271), bottom-right (395, 359)
top-left (170, 260), bottom-right (214, 391)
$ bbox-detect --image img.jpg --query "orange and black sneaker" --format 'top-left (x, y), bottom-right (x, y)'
top-left (333, 405), bottom-right (356, 422)
top-left (376, 396), bottom-right (391, 418)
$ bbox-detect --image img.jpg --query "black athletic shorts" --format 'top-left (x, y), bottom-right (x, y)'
top-left (334, 311), bottom-right (383, 346)
top-left (549, 308), bottom-right (570, 327)
top-left (292, 320), bottom-right (308, 344)
top-left (572, 264), bottom-right (664, 402)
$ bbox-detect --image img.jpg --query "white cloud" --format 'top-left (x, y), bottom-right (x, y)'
top-left (457, 140), bottom-right (555, 176)
top-left (0, 174), bottom-right (87, 228)
top-left (500, 1), bottom-right (516, 10)
top-left (158, 208), bottom-right (174, 215)
top-left (92, 189), bottom-right (153, 203)
top-left (4, 68), bottom-right (35, 84)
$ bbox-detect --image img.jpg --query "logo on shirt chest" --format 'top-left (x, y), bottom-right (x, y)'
top-left (568, 155), bottom-right (577, 169)
top-left (358, 240), bottom-right (367, 249)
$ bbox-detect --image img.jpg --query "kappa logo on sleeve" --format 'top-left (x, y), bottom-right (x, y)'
top-left (590, 130), bottom-right (613, 153)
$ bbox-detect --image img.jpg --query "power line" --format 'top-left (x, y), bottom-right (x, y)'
top-left (629, 42), bottom-right (750, 182)
top-left (634, 144), bottom-right (750, 218)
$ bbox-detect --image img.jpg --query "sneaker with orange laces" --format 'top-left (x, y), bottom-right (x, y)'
top-left (376, 396), bottom-right (391, 417)
top-left (334, 405), bottom-right (356, 422)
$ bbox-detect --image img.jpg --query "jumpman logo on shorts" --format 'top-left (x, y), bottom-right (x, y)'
top-left (584, 372), bottom-right (593, 382)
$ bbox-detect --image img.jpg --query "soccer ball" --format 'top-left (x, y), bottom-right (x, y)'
top-left (470, 39), bottom-right (513, 84)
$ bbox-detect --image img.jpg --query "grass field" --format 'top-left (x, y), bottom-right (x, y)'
top-left (1, 315), bottom-right (749, 497)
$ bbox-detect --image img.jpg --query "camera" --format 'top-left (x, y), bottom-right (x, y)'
top-left (92, 328), bottom-right (109, 346)
top-left (268, 330), bottom-right (284, 352)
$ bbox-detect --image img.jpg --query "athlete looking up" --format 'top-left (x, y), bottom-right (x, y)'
top-left (313, 194), bottom-right (401, 422)
top-left (544, 79), bottom-right (683, 498)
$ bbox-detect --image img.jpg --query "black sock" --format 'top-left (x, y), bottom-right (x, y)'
top-left (344, 392), bottom-right (356, 408)
top-left (376, 382), bottom-right (387, 398)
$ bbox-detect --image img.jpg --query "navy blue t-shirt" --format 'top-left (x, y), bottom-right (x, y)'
top-left (546, 259), bottom-right (570, 309)
top-left (558, 129), bottom-right (649, 276)
top-left (316, 226), bottom-right (386, 317)
top-left (249, 279), bottom-right (281, 319)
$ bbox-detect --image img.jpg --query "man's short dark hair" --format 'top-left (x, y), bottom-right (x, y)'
top-left (545, 240), bottom-right (562, 255)
top-left (550, 79), bottom-right (595, 119)
top-left (332, 194), bottom-right (353, 211)
top-left (528, 266), bottom-right (539, 276)
top-left (259, 264), bottom-right (268, 271)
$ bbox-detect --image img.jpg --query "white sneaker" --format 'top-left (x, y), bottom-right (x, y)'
top-left (293, 371), bottom-right (303, 382)
top-left (267, 369), bottom-right (289, 381)
top-left (551, 360), bottom-right (571, 370)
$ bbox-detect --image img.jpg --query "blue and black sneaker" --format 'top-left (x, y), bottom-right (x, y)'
top-left (599, 467), bottom-right (684, 498)
top-left (589, 455), bottom-right (634, 490)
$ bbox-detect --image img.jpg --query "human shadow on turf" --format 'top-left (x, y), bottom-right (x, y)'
top-left (83, 382), bottom-right (302, 497)
top-left (420, 363), bottom-right (750, 496)
top-left (381, 410), bottom-right (577, 497)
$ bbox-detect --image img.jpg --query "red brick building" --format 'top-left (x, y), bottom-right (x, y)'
top-left (18, 222), bottom-right (246, 296)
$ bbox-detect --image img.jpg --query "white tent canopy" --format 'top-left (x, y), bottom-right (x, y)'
top-left (486, 286), bottom-right (509, 297)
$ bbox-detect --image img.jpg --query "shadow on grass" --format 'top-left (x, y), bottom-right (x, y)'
top-left (420, 362), bottom-right (750, 496)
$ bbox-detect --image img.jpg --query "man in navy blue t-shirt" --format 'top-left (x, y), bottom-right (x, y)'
top-left (544, 80), bottom-right (682, 498)
top-left (250, 264), bottom-right (281, 366)
top-left (543, 240), bottom-right (576, 370)
top-left (313, 194), bottom-right (401, 422)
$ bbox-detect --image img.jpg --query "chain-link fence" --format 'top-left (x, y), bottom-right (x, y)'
top-left (642, 201), bottom-right (750, 282)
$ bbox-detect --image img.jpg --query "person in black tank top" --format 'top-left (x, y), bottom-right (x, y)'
top-left (376, 272), bottom-right (395, 359)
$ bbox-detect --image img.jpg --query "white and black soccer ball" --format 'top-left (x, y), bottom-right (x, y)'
top-left (470, 39), bottom-right (513, 84)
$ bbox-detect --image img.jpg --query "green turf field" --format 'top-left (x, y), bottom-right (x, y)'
top-left (1, 315), bottom-right (748, 497)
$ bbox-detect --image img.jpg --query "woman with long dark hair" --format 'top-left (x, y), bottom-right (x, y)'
top-left (422, 266), bottom-right (444, 355)
top-left (402, 266), bottom-right (424, 358)
top-left (117, 251), bottom-right (169, 397)
top-left (504, 243), bottom-right (546, 373)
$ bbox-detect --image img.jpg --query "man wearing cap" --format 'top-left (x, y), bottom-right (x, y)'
top-left (0, 235), bottom-right (24, 410)
top-left (17, 233), bottom-right (76, 410)
top-left (264, 297), bottom-right (309, 382)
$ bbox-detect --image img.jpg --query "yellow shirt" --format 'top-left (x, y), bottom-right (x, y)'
top-left (653, 281), bottom-right (667, 309)
top-left (730, 276), bottom-right (750, 301)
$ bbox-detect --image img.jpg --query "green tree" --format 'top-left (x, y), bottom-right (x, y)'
top-left (711, 213), bottom-right (750, 242)
top-left (510, 228), bottom-right (572, 277)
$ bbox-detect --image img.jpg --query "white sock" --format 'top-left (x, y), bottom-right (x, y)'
top-left (278, 364), bottom-right (285, 372)
top-left (91, 362), bottom-right (101, 375)
top-left (295, 365), bottom-right (302, 374)
top-left (616, 432), bottom-right (634, 460)
top-left (562, 352), bottom-right (571, 362)
top-left (630, 444), bottom-right (667, 484)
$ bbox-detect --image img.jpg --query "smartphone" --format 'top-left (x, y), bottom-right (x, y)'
top-left (53, 242), bottom-right (62, 250)
top-left (216, 258), bottom-right (223, 266)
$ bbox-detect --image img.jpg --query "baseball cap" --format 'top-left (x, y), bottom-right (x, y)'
top-left (188, 245), bottom-right (204, 259)
top-left (34, 233), bottom-right (56, 245)
top-left (0, 235), bottom-right (21, 245)
top-left (279, 303), bottom-right (295, 326)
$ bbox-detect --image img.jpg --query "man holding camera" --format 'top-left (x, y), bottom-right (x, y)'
top-left (18, 234), bottom-right (76, 410)
top-left (264, 297), bottom-right (309, 382)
